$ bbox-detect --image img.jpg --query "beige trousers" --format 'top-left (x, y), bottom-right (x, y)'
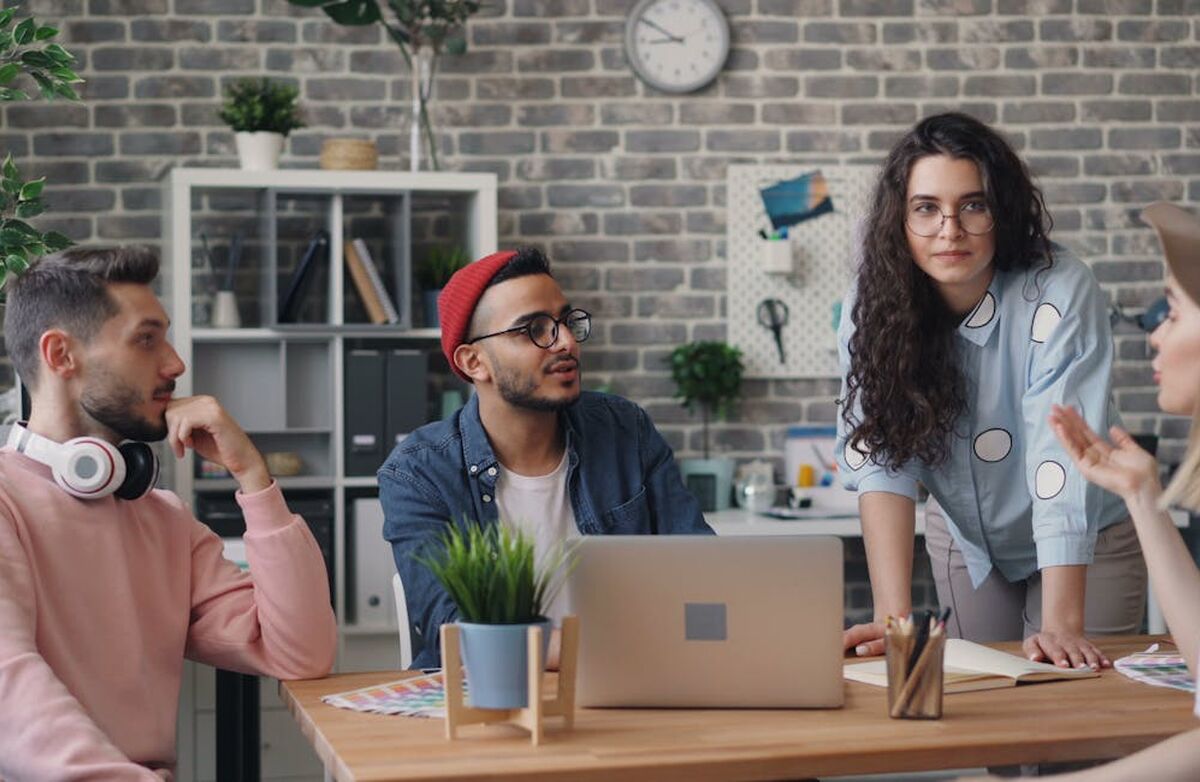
top-left (924, 500), bottom-right (1147, 642)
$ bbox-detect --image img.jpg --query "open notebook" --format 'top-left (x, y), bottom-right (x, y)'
top-left (844, 638), bottom-right (1101, 693)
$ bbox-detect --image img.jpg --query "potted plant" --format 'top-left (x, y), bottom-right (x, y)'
top-left (416, 521), bottom-right (573, 709)
top-left (416, 245), bottom-right (469, 328)
top-left (666, 341), bottom-right (745, 511)
top-left (218, 78), bottom-right (305, 171)
top-left (0, 7), bottom-right (82, 287)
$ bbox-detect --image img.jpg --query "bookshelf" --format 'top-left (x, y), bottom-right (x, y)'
top-left (162, 167), bottom-right (497, 782)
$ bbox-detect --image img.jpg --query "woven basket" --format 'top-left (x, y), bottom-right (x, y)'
top-left (319, 138), bottom-right (378, 171)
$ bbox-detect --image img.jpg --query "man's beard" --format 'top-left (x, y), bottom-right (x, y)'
top-left (493, 359), bottom-right (580, 413)
top-left (80, 370), bottom-right (170, 442)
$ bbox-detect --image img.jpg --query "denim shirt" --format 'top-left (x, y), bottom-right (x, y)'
top-left (378, 390), bottom-right (713, 668)
top-left (836, 248), bottom-right (1127, 588)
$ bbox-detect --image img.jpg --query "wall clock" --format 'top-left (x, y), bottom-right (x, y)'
top-left (624, 0), bottom-right (731, 94)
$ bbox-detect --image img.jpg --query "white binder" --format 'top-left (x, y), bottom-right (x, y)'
top-left (353, 498), bottom-right (398, 628)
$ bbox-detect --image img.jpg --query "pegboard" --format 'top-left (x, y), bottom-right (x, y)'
top-left (727, 164), bottom-right (878, 379)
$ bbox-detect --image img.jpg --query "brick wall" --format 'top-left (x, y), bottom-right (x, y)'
top-left (5, 0), bottom-right (1198, 618)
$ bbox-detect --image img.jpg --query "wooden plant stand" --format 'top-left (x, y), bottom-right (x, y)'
top-left (440, 615), bottom-right (579, 746)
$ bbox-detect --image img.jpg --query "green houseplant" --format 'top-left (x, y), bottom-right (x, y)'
top-left (218, 78), bottom-right (305, 171)
top-left (417, 521), bottom-right (574, 709)
top-left (286, 0), bottom-right (482, 171)
top-left (416, 244), bottom-right (469, 327)
top-left (667, 340), bottom-right (744, 511)
top-left (0, 6), bottom-right (82, 287)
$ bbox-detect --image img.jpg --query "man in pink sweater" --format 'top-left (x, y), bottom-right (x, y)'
top-left (0, 247), bottom-right (337, 780)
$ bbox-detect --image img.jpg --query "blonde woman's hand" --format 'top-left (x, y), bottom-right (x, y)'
top-left (1049, 404), bottom-right (1160, 504)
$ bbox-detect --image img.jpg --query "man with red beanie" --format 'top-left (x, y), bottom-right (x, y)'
top-left (378, 246), bottom-right (711, 669)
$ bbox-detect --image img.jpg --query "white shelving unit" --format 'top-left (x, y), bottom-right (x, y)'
top-left (162, 167), bottom-right (496, 782)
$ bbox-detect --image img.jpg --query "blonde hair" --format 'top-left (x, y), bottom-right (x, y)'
top-left (1159, 404), bottom-right (1200, 511)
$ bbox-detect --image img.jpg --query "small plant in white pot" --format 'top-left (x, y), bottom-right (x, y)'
top-left (218, 78), bottom-right (305, 171)
top-left (417, 522), bottom-right (573, 710)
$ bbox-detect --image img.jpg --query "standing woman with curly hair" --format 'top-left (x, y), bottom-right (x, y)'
top-left (837, 113), bottom-right (1146, 669)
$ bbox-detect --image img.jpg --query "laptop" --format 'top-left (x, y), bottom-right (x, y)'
top-left (567, 535), bottom-right (844, 708)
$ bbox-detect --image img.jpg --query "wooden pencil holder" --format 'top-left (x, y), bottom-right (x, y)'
top-left (886, 632), bottom-right (945, 719)
top-left (439, 615), bottom-right (579, 745)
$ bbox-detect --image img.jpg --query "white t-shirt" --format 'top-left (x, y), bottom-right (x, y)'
top-left (495, 450), bottom-right (579, 624)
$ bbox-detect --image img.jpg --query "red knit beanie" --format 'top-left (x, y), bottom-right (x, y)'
top-left (439, 250), bottom-right (518, 381)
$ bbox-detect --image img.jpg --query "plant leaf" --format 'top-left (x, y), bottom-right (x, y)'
top-left (42, 231), bottom-right (72, 251)
top-left (6, 253), bottom-right (29, 275)
top-left (18, 178), bottom-right (44, 201)
top-left (13, 18), bottom-right (34, 45)
top-left (15, 201), bottom-right (43, 219)
top-left (323, 0), bottom-right (382, 24)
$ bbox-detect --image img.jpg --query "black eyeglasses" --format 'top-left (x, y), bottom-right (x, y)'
top-left (466, 309), bottom-right (592, 349)
top-left (906, 200), bottom-right (995, 237)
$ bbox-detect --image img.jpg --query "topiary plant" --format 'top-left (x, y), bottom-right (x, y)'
top-left (218, 78), bottom-right (306, 136)
top-left (0, 6), bottom-right (82, 287)
top-left (667, 341), bottom-right (745, 460)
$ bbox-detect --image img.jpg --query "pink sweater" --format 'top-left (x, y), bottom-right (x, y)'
top-left (0, 449), bottom-right (337, 780)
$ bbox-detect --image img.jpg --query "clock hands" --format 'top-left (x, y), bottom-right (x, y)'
top-left (638, 16), bottom-right (684, 44)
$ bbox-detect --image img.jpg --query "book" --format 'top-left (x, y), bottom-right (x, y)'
top-left (844, 638), bottom-right (1101, 693)
top-left (278, 229), bottom-right (329, 324)
top-left (343, 240), bottom-right (389, 325)
top-left (351, 238), bottom-right (400, 324)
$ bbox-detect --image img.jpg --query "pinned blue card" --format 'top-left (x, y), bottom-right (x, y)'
top-left (759, 171), bottom-right (834, 231)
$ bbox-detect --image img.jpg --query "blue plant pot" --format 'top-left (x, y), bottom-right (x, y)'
top-left (423, 289), bottom-right (441, 328)
top-left (678, 457), bottom-right (735, 511)
top-left (458, 618), bottom-right (551, 709)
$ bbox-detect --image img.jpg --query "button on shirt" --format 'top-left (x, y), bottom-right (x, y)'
top-left (836, 249), bottom-right (1128, 588)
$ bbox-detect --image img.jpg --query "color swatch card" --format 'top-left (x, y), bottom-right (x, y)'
top-left (1115, 645), bottom-right (1196, 694)
top-left (322, 672), bottom-right (464, 719)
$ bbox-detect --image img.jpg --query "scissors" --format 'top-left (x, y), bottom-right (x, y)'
top-left (756, 298), bottom-right (789, 364)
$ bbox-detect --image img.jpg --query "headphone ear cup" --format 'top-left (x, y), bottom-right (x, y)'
top-left (54, 437), bottom-right (125, 500)
top-left (116, 442), bottom-right (159, 501)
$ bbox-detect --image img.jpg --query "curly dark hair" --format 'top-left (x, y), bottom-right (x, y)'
top-left (842, 112), bottom-right (1054, 469)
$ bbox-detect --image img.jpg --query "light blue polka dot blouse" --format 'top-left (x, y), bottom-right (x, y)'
top-left (836, 247), bottom-right (1129, 588)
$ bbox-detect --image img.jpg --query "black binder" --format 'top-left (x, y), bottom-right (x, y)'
top-left (277, 229), bottom-right (329, 324)
top-left (344, 348), bottom-right (386, 476)
top-left (384, 350), bottom-right (428, 451)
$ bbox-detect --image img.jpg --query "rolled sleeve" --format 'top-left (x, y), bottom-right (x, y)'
top-left (1033, 526), bottom-right (1095, 570)
top-left (1021, 268), bottom-right (1115, 570)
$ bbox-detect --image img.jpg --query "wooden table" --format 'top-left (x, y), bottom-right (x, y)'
top-left (280, 636), bottom-right (1195, 781)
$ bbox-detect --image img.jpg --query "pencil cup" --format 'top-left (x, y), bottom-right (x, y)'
top-left (212, 290), bottom-right (240, 329)
top-left (761, 239), bottom-right (793, 274)
top-left (885, 632), bottom-right (944, 719)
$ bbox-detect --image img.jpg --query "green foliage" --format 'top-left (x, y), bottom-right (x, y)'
top-left (0, 7), bottom-right (82, 288)
top-left (415, 521), bottom-right (575, 624)
top-left (286, 0), bottom-right (484, 169)
top-left (666, 341), bottom-right (744, 459)
top-left (218, 78), bottom-right (306, 136)
top-left (416, 244), bottom-right (469, 290)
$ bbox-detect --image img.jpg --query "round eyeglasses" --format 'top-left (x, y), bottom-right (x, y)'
top-left (465, 309), bottom-right (592, 350)
top-left (906, 200), bottom-right (995, 237)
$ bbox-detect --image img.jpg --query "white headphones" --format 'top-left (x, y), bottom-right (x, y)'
top-left (6, 422), bottom-right (159, 500)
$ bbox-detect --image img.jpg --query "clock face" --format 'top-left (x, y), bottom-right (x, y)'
top-left (624, 0), bottom-right (730, 94)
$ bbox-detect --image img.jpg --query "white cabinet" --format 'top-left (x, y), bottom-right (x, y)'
top-left (162, 168), bottom-right (497, 781)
